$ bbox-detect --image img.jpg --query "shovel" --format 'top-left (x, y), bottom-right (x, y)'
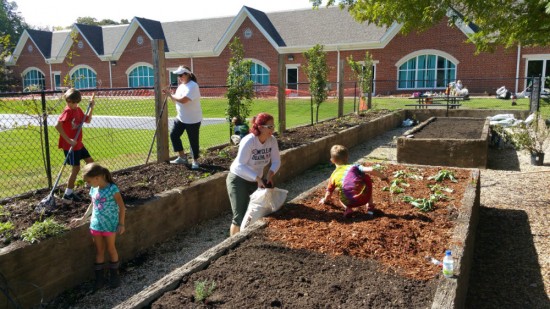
top-left (36, 93), bottom-right (95, 213)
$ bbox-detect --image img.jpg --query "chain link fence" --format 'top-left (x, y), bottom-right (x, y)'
top-left (1, 76), bottom-right (541, 200)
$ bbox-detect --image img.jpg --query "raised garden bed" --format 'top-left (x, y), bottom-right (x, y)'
top-left (397, 117), bottom-right (490, 168)
top-left (0, 109), bottom-right (524, 308)
top-left (118, 163), bottom-right (480, 308)
top-left (0, 111), bottom-right (403, 308)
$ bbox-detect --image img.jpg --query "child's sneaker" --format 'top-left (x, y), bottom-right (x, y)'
top-left (62, 192), bottom-right (83, 202)
top-left (191, 161), bottom-right (200, 170)
top-left (365, 203), bottom-right (375, 212)
top-left (170, 156), bottom-right (188, 165)
top-left (343, 206), bottom-right (354, 218)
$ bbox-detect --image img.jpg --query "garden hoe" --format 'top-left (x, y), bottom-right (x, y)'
top-left (36, 93), bottom-right (95, 214)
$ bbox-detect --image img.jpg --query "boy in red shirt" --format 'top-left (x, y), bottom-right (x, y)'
top-left (55, 88), bottom-right (95, 201)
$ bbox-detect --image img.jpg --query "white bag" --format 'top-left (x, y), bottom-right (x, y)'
top-left (240, 187), bottom-right (288, 230)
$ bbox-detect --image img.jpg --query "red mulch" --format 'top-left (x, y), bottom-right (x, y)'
top-left (265, 163), bottom-right (471, 281)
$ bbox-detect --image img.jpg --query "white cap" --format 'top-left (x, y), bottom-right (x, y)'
top-left (173, 66), bottom-right (192, 75)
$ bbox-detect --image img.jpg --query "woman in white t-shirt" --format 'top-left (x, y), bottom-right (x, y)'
top-left (163, 66), bottom-right (203, 169)
top-left (226, 113), bottom-right (281, 236)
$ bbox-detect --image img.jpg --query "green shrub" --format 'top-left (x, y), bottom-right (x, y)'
top-left (194, 280), bottom-right (216, 302)
top-left (0, 221), bottom-right (15, 241)
top-left (22, 218), bottom-right (67, 243)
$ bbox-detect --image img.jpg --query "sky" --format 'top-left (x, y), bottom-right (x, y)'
top-left (13, 0), bottom-right (317, 30)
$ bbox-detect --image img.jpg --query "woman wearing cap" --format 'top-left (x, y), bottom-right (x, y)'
top-left (163, 66), bottom-right (203, 169)
top-left (226, 112), bottom-right (281, 236)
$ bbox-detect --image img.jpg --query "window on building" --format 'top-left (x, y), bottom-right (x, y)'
top-left (53, 73), bottom-right (61, 90)
top-left (250, 62), bottom-right (270, 85)
top-left (398, 54), bottom-right (456, 89)
top-left (23, 69), bottom-right (45, 91)
top-left (129, 65), bottom-right (154, 87)
top-left (71, 67), bottom-right (97, 89)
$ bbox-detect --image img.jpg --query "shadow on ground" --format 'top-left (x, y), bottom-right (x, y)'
top-left (487, 146), bottom-right (521, 171)
top-left (466, 207), bottom-right (550, 308)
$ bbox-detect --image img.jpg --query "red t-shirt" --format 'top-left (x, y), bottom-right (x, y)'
top-left (57, 106), bottom-right (86, 151)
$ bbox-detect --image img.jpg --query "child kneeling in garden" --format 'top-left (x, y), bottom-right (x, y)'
top-left (320, 145), bottom-right (388, 217)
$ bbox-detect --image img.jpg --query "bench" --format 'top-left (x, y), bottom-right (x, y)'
top-left (404, 103), bottom-right (462, 109)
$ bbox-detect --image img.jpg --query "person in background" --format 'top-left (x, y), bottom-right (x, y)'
top-left (71, 163), bottom-right (126, 291)
top-left (55, 88), bottom-right (95, 202)
top-left (163, 66), bottom-right (203, 169)
top-left (230, 116), bottom-right (250, 145)
top-left (320, 145), bottom-right (388, 217)
top-left (226, 113), bottom-right (280, 236)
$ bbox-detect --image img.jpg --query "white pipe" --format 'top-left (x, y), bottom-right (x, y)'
top-left (191, 57), bottom-right (194, 72)
top-left (515, 44), bottom-right (521, 93)
top-left (49, 63), bottom-right (53, 90)
top-left (336, 47), bottom-right (340, 97)
top-left (109, 61), bottom-right (113, 88)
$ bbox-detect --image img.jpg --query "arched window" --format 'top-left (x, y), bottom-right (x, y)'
top-left (22, 69), bottom-right (45, 91)
top-left (397, 52), bottom-right (456, 89)
top-left (250, 62), bottom-right (270, 85)
top-left (128, 65), bottom-right (154, 87)
top-left (71, 67), bottom-right (97, 89)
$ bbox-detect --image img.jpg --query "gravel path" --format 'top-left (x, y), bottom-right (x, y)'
top-left (48, 127), bottom-right (550, 308)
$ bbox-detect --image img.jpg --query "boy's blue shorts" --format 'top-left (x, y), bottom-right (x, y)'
top-left (63, 147), bottom-right (91, 166)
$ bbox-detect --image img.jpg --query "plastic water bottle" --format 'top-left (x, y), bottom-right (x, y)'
top-left (442, 250), bottom-right (454, 278)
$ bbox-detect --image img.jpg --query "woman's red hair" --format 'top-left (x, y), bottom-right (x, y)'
top-left (250, 112), bottom-right (274, 136)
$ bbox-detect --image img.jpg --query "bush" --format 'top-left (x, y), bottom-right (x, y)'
top-left (22, 218), bottom-right (67, 243)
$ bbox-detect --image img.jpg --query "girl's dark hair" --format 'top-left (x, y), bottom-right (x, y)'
top-left (82, 163), bottom-right (115, 184)
top-left (250, 112), bottom-right (274, 136)
top-left (183, 66), bottom-right (198, 83)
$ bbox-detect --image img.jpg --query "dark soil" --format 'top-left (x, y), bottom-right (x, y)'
top-left (0, 111), bottom-right (390, 249)
top-left (413, 118), bottom-right (485, 139)
top-left (153, 231), bottom-right (438, 309)
top-left (151, 163), bottom-right (472, 308)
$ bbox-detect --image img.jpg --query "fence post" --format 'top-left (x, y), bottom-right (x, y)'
top-left (529, 75), bottom-right (541, 114)
top-left (41, 91), bottom-right (52, 188)
top-left (353, 81), bottom-right (357, 113)
top-left (338, 59), bottom-right (344, 117)
top-left (278, 54), bottom-right (286, 133)
top-left (152, 39), bottom-right (169, 163)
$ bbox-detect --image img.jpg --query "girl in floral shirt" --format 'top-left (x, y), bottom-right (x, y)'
top-left (72, 163), bottom-right (126, 291)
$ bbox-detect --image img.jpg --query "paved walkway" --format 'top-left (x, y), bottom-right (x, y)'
top-left (0, 114), bottom-right (226, 131)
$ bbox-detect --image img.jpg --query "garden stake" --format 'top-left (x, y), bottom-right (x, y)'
top-left (145, 94), bottom-right (169, 164)
top-left (36, 94), bottom-right (95, 213)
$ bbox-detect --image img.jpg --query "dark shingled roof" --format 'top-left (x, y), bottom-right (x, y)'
top-left (76, 24), bottom-right (104, 55)
top-left (26, 29), bottom-right (52, 58)
top-left (135, 17), bottom-right (169, 52)
top-left (244, 6), bottom-right (286, 47)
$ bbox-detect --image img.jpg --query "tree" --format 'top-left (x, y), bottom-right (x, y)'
top-left (0, 34), bottom-right (17, 92)
top-left (0, 0), bottom-right (28, 43)
top-left (303, 44), bottom-right (329, 123)
top-left (312, 0), bottom-right (550, 52)
top-left (75, 17), bottom-right (126, 26)
top-left (225, 37), bottom-right (254, 130)
top-left (347, 52), bottom-right (374, 111)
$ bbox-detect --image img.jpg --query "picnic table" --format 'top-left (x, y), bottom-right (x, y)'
top-left (405, 95), bottom-right (465, 116)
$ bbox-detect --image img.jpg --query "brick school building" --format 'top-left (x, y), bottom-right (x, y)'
top-left (7, 6), bottom-right (550, 95)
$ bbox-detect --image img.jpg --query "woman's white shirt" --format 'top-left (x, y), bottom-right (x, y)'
top-left (230, 133), bottom-right (281, 182)
top-left (175, 80), bottom-right (202, 123)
